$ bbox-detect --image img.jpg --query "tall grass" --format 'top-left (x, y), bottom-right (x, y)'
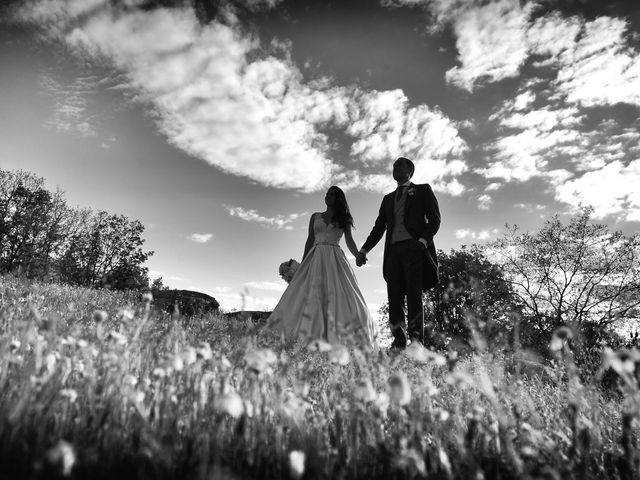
top-left (0, 273), bottom-right (637, 479)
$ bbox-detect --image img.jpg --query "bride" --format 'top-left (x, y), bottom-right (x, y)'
top-left (268, 186), bottom-right (375, 345)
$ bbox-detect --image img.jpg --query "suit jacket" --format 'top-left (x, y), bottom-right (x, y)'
top-left (362, 183), bottom-right (441, 291)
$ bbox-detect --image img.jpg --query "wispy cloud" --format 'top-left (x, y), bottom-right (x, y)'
top-left (188, 233), bottom-right (214, 243)
top-left (480, 77), bottom-right (640, 220)
top-left (243, 281), bottom-right (286, 292)
top-left (12, 1), bottom-right (468, 195)
top-left (455, 228), bottom-right (500, 241)
top-left (225, 205), bottom-right (306, 230)
top-left (443, 0), bottom-right (534, 91)
top-left (556, 160), bottom-right (640, 222)
top-left (39, 73), bottom-right (101, 137)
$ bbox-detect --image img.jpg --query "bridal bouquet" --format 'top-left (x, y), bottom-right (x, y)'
top-left (279, 259), bottom-right (300, 284)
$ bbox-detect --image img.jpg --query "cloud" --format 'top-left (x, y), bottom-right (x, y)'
top-left (243, 281), bottom-right (286, 292)
top-left (477, 194), bottom-right (492, 210)
top-left (188, 233), bottom-right (213, 243)
top-left (387, 1), bottom-right (640, 105)
top-left (555, 160), bottom-right (640, 222)
top-left (225, 205), bottom-right (306, 229)
top-left (443, 0), bottom-right (534, 91)
top-left (455, 228), bottom-right (500, 241)
top-left (13, 1), bottom-right (468, 194)
top-left (480, 73), bottom-right (640, 219)
top-left (39, 73), bottom-right (105, 137)
top-left (211, 286), bottom-right (233, 294)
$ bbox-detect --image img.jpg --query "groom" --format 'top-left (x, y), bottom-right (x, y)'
top-left (357, 157), bottom-right (441, 349)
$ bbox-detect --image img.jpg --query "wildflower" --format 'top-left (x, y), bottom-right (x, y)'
top-left (424, 379), bottom-right (439, 397)
top-left (395, 447), bottom-right (426, 476)
top-left (307, 339), bottom-right (333, 352)
top-left (92, 310), bottom-right (108, 323)
top-left (388, 372), bottom-right (411, 406)
top-left (181, 346), bottom-right (197, 366)
top-left (8, 354), bottom-right (24, 366)
top-left (117, 307), bottom-right (135, 321)
top-left (77, 339), bottom-right (88, 349)
top-left (328, 344), bottom-right (350, 365)
top-left (170, 354), bottom-right (185, 372)
top-left (43, 440), bottom-right (76, 476)
top-left (550, 326), bottom-right (573, 352)
top-left (403, 342), bottom-right (446, 366)
top-left (218, 355), bottom-right (233, 370)
top-left (243, 399), bottom-right (255, 418)
top-left (438, 448), bottom-right (452, 476)
top-left (374, 391), bottom-right (390, 418)
top-left (214, 391), bottom-right (244, 418)
top-left (435, 408), bottom-right (450, 422)
top-left (196, 342), bottom-right (213, 361)
top-left (353, 378), bottom-right (377, 403)
top-left (281, 392), bottom-right (312, 427)
top-left (73, 360), bottom-right (85, 374)
top-left (106, 330), bottom-right (127, 345)
top-left (45, 353), bottom-right (57, 374)
top-left (102, 352), bottom-right (119, 364)
top-left (123, 374), bottom-right (138, 387)
top-left (141, 292), bottom-right (153, 303)
top-left (60, 336), bottom-right (76, 347)
top-left (10, 339), bottom-right (20, 352)
top-left (288, 450), bottom-right (306, 479)
top-left (152, 367), bottom-right (166, 378)
top-left (60, 389), bottom-right (78, 403)
top-left (244, 348), bottom-right (278, 374)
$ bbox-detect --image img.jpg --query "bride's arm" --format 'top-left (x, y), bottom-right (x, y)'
top-left (344, 224), bottom-right (360, 259)
top-left (302, 213), bottom-right (316, 259)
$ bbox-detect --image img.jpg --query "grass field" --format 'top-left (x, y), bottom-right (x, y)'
top-left (0, 274), bottom-right (638, 479)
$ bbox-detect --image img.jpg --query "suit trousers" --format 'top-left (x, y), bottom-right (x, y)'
top-left (387, 239), bottom-right (425, 344)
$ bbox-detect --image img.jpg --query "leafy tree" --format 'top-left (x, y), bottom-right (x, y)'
top-left (1, 169), bottom-right (154, 291)
top-left (0, 170), bottom-right (68, 279)
top-left (379, 245), bottom-right (523, 353)
top-left (489, 206), bottom-right (640, 343)
top-left (151, 277), bottom-right (169, 291)
top-left (59, 211), bottom-right (154, 290)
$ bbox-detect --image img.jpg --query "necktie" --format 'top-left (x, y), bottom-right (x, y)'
top-left (396, 185), bottom-right (406, 201)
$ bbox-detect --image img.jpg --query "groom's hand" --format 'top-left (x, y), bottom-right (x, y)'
top-left (356, 252), bottom-right (367, 267)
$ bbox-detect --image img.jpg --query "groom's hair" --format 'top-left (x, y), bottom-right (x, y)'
top-left (397, 157), bottom-right (415, 178)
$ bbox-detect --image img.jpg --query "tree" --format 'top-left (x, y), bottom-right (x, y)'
top-left (379, 245), bottom-right (523, 353)
top-left (0, 170), bottom-right (69, 279)
top-left (489, 206), bottom-right (640, 341)
top-left (151, 277), bottom-right (169, 291)
top-left (59, 211), bottom-right (154, 290)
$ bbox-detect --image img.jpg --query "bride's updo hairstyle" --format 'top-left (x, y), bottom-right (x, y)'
top-left (329, 186), bottom-right (354, 230)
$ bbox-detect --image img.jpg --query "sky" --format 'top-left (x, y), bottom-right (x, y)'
top-left (1, 0), bottom-right (639, 319)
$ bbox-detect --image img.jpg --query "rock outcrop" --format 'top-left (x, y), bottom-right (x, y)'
top-left (153, 289), bottom-right (219, 317)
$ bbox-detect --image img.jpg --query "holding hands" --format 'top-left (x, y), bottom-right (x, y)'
top-left (355, 251), bottom-right (367, 267)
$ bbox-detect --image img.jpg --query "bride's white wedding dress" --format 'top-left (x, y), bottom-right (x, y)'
top-left (268, 213), bottom-right (375, 345)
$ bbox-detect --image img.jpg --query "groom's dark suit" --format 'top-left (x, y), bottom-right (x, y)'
top-left (362, 182), bottom-right (440, 346)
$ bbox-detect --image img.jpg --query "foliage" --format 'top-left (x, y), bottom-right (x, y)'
top-left (0, 169), bottom-right (153, 290)
top-left (2, 274), bottom-right (636, 479)
top-left (489, 206), bottom-right (640, 343)
top-left (379, 245), bottom-right (523, 354)
top-left (58, 211), bottom-right (153, 289)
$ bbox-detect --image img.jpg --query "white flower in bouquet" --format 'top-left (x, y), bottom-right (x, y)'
top-left (279, 259), bottom-right (300, 284)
